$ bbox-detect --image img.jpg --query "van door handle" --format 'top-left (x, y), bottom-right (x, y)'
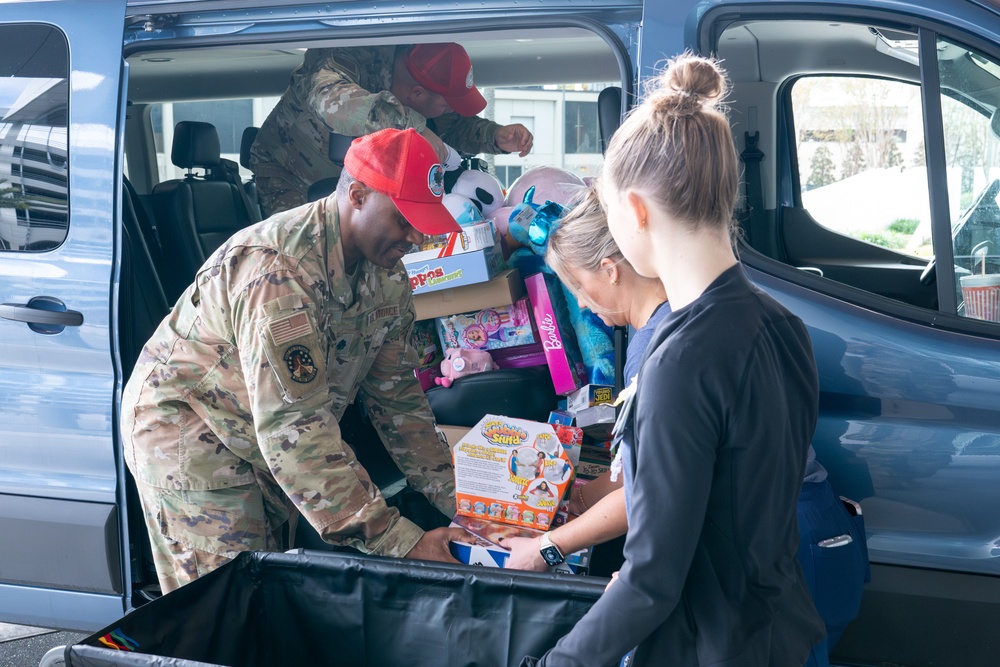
top-left (0, 296), bottom-right (83, 333)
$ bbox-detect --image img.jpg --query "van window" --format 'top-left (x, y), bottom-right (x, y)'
top-left (936, 36), bottom-right (1000, 320)
top-left (792, 76), bottom-right (931, 257)
top-left (143, 82), bottom-right (613, 191)
top-left (150, 98), bottom-right (267, 181)
top-left (0, 25), bottom-right (69, 252)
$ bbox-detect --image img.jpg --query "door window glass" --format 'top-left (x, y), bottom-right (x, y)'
top-left (937, 38), bottom-right (1000, 322)
top-left (792, 77), bottom-right (931, 256)
top-left (0, 25), bottom-right (69, 252)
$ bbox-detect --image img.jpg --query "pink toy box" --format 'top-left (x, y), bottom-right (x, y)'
top-left (523, 272), bottom-right (587, 395)
top-left (435, 297), bottom-right (536, 351)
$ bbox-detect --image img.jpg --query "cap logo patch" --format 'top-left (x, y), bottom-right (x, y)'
top-left (283, 345), bottom-right (318, 384)
top-left (428, 164), bottom-right (445, 197)
top-left (466, 67), bottom-right (474, 89)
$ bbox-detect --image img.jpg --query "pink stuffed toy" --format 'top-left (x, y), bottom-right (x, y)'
top-left (434, 347), bottom-right (499, 388)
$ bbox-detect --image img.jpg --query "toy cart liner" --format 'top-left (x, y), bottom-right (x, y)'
top-left (61, 549), bottom-right (605, 667)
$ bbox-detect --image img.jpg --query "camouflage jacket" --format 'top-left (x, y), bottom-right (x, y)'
top-left (249, 45), bottom-right (501, 213)
top-left (123, 198), bottom-right (455, 557)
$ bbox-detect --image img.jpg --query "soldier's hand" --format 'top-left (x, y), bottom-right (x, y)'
top-left (495, 123), bottom-right (534, 157)
top-left (405, 526), bottom-right (475, 563)
top-left (420, 128), bottom-right (450, 164)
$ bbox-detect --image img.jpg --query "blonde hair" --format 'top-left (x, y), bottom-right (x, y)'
top-left (603, 52), bottom-right (738, 233)
top-left (546, 185), bottom-right (625, 290)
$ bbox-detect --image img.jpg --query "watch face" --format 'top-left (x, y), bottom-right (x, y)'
top-left (540, 545), bottom-right (564, 566)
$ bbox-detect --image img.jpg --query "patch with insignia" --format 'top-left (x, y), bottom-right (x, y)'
top-left (283, 345), bottom-right (318, 383)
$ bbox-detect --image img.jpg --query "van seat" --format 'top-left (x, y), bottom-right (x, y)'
top-left (239, 126), bottom-right (263, 220)
top-left (152, 120), bottom-right (258, 302)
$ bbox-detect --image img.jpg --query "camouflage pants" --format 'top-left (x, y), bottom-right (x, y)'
top-left (134, 480), bottom-right (287, 593)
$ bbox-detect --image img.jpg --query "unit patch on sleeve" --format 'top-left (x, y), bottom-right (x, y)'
top-left (283, 345), bottom-right (318, 384)
top-left (269, 311), bottom-right (312, 346)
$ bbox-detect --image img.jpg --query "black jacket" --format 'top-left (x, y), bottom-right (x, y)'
top-left (526, 265), bottom-right (826, 666)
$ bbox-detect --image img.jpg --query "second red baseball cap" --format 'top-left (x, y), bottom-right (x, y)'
top-left (405, 43), bottom-right (488, 117)
top-left (344, 128), bottom-right (461, 235)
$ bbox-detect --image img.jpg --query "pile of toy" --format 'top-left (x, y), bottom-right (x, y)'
top-left (404, 162), bottom-right (615, 396)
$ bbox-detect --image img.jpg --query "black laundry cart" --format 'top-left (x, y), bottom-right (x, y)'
top-left (61, 550), bottom-right (606, 667)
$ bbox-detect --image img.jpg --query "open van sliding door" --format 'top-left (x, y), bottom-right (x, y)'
top-left (0, 0), bottom-right (129, 632)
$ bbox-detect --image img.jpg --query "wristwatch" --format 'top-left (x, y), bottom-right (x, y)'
top-left (539, 533), bottom-right (565, 566)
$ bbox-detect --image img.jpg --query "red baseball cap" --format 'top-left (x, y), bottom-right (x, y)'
top-left (405, 43), bottom-right (488, 117)
top-left (344, 128), bottom-right (460, 235)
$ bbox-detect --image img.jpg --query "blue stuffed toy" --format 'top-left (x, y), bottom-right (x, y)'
top-left (507, 186), bottom-right (616, 387)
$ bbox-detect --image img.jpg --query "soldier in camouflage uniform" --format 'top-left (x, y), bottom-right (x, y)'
top-left (122, 128), bottom-right (473, 593)
top-left (250, 42), bottom-right (533, 215)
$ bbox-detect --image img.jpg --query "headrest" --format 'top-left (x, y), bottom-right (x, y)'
top-left (240, 126), bottom-right (259, 170)
top-left (171, 121), bottom-right (221, 170)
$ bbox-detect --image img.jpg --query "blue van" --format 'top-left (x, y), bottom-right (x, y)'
top-left (2, 1), bottom-right (1000, 664)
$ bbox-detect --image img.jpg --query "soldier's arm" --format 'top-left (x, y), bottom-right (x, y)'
top-left (431, 113), bottom-right (502, 155)
top-left (358, 285), bottom-right (456, 519)
top-left (293, 56), bottom-right (429, 138)
top-left (233, 266), bottom-right (424, 557)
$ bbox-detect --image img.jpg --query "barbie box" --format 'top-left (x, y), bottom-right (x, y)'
top-left (453, 414), bottom-right (574, 531)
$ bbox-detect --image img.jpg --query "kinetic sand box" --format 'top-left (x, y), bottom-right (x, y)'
top-left (453, 414), bottom-right (574, 531)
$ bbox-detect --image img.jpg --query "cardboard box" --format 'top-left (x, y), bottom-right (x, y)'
top-left (438, 424), bottom-right (471, 450)
top-left (574, 458), bottom-right (610, 480)
top-left (567, 384), bottom-right (615, 413)
top-left (436, 297), bottom-right (536, 351)
top-left (453, 414), bottom-right (574, 531)
top-left (414, 268), bottom-right (524, 321)
top-left (524, 272), bottom-right (587, 395)
top-left (404, 241), bottom-right (503, 295)
top-left (405, 220), bottom-right (498, 261)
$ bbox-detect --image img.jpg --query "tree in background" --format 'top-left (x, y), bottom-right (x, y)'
top-left (807, 145), bottom-right (836, 189)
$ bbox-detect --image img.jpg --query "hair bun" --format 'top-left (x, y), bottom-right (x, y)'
top-left (649, 52), bottom-right (728, 117)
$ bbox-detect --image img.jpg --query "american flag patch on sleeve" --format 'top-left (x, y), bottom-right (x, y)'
top-left (269, 312), bottom-right (312, 346)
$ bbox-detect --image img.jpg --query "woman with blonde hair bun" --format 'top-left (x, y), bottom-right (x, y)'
top-left (521, 52), bottom-right (826, 667)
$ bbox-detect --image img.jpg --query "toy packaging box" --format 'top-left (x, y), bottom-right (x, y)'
top-left (452, 414), bottom-right (575, 531)
top-left (566, 384), bottom-right (615, 413)
top-left (448, 515), bottom-right (590, 574)
top-left (523, 272), bottom-right (587, 395)
top-left (436, 296), bottom-right (536, 351)
top-left (405, 220), bottom-right (498, 262)
top-left (412, 320), bottom-right (443, 391)
top-left (404, 239), bottom-right (503, 295)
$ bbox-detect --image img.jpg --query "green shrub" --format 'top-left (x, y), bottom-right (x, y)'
top-left (888, 218), bottom-right (919, 235)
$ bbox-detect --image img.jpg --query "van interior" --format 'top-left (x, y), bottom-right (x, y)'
top-left (119, 25), bottom-right (625, 593)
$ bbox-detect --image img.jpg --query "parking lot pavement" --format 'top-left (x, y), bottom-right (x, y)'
top-left (0, 624), bottom-right (86, 667)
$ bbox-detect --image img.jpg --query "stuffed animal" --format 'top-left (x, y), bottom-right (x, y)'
top-left (434, 347), bottom-right (499, 388)
top-left (505, 166), bottom-right (586, 214)
top-left (450, 169), bottom-right (505, 219)
top-left (505, 170), bottom-right (615, 387)
top-left (442, 192), bottom-right (486, 227)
